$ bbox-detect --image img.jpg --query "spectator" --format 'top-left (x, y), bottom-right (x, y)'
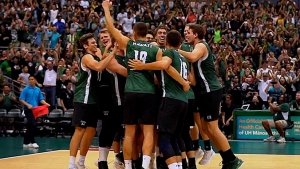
top-left (0, 85), bottom-right (18, 111)
top-left (221, 94), bottom-right (236, 139)
top-left (265, 80), bottom-right (286, 101)
top-left (60, 80), bottom-right (74, 111)
top-left (17, 66), bottom-right (30, 86)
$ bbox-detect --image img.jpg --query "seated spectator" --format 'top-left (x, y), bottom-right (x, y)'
top-left (59, 80), bottom-right (74, 112)
top-left (265, 80), bottom-right (286, 101)
top-left (0, 85), bottom-right (18, 111)
top-left (220, 94), bottom-right (236, 139)
top-left (290, 91), bottom-right (300, 110)
top-left (262, 94), bottom-right (291, 143)
top-left (249, 95), bottom-right (263, 110)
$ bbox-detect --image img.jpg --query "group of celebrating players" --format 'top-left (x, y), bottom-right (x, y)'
top-left (67, 1), bottom-right (244, 169)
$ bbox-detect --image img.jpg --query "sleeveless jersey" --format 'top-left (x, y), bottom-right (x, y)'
top-left (155, 46), bottom-right (165, 96)
top-left (180, 42), bottom-right (195, 99)
top-left (161, 49), bottom-right (189, 103)
top-left (74, 53), bottom-right (101, 104)
top-left (125, 40), bottom-right (158, 94)
top-left (106, 55), bottom-right (126, 106)
top-left (193, 41), bottom-right (222, 95)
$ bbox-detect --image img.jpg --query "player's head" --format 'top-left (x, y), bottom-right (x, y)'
top-left (146, 30), bottom-right (154, 42)
top-left (184, 23), bottom-right (193, 41)
top-left (185, 24), bottom-right (205, 44)
top-left (99, 28), bottom-right (111, 47)
top-left (133, 22), bottom-right (148, 40)
top-left (155, 25), bottom-right (167, 46)
top-left (79, 33), bottom-right (98, 53)
top-left (166, 30), bottom-right (181, 49)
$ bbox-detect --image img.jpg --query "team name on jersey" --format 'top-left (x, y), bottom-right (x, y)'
top-left (132, 42), bottom-right (152, 48)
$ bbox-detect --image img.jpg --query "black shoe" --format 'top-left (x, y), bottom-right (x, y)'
top-left (116, 152), bottom-right (124, 163)
top-left (98, 161), bottom-right (109, 169)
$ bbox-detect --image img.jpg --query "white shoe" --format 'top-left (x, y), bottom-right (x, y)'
top-left (77, 162), bottom-right (87, 169)
top-left (149, 154), bottom-right (157, 169)
top-left (199, 148), bottom-right (215, 165)
top-left (94, 159), bottom-right (99, 167)
top-left (195, 147), bottom-right (205, 161)
top-left (114, 159), bottom-right (125, 169)
top-left (31, 143), bottom-right (39, 148)
top-left (263, 136), bottom-right (276, 142)
top-left (23, 144), bottom-right (32, 148)
top-left (277, 137), bottom-right (286, 143)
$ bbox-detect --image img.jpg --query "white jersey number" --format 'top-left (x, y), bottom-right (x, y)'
top-left (134, 50), bottom-right (147, 63)
top-left (179, 58), bottom-right (188, 80)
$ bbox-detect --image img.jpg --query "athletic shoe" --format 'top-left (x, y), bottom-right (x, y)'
top-left (113, 159), bottom-right (125, 169)
top-left (23, 144), bottom-right (32, 148)
top-left (263, 136), bottom-right (276, 142)
top-left (31, 143), bottom-right (39, 148)
top-left (149, 154), bottom-right (157, 169)
top-left (116, 152), bottom-right (125, 164)
top-left (277, 137), bottom-right (286, 143)
top-left (195, 147), bottom-right (204, 161)
top-left (98, 161), bottom-right (109, 169)
top-left (221, 158), bottom-right (244, 169)
top-left (199, 149), bottom-right (215, 165)
top-left (187, 166), bottom-right (197, 169)
top-left (77, 162), bottom-right (87, 169)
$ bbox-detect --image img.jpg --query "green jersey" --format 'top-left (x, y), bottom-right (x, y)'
top-left (274, 103), bottom-right (292, 125)
top-left (125, 40), bottom-right (158, 94)
top-left (193, 41), bottom-right (222, 95)
top-left (180, 42), bottom-right (195, 99)
top-left (107, 55), bottom-right (126, 106)
top-left (162, 49), bottom-right (189, 103)
top-left (74, 53), bottom-right (101, 104)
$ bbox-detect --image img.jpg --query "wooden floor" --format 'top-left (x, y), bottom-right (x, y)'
top-left (0, 150), bottom-right (299, 169)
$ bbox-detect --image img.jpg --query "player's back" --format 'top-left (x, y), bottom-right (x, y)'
top-left (125, 40), bottom-right (158, 94)
top-left (162, 49), bottom-right (188, 103)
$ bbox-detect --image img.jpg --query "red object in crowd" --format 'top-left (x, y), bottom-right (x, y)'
top-left (32, 105), bottom-right (49, 119)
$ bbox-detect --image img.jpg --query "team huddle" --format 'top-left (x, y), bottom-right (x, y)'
top-left (67, 1), bottom-right (244, 169)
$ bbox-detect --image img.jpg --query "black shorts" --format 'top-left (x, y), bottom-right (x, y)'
top-left (123, 92), bottom-right (156, 125)
top-left (186, 99), bottom-right (195, 127)
top-left (157, 97), bottom-right (188, 135)
top-left (72, 102), bottom-right (99, 128)
top-left (196, 89), bottom-right (223, 122)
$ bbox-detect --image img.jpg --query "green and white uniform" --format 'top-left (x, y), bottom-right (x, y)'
top-left (162, 49), bottom-right (189, 103)
top-left (74, 53), bottom-right (101, 104)
top-left (125, 40), bottom-right (159, 94)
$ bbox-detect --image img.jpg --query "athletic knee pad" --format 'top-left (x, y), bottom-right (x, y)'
top-left (177, 136), bottom-right (186, 153)
top-left (158, 133), bottom-right (172, 153)
top-left (171, 136), bottom-right (182, 156)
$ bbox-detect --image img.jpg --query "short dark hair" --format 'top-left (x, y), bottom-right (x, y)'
top-left (133, 22), bottom-right (148, 37)
top-left (188, 24), bottom-right (205, 40)
top-left (79, 33), bottom-right (94, 47)
top-left (166, 30), bottom-right (181, 48)
top-left (155, 25), bottom-right (168, 35)
top-left (63, 80), bottom-right (72, 86)
top-left (28, 75), bottom-right (36, 79)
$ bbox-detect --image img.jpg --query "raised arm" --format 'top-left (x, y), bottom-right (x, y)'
top-left (178, 43), bottom-right (207, 63)
top-left (82, 51), bottom-right (115, 72)
top-left (102, 1), bottom-right (130, 50)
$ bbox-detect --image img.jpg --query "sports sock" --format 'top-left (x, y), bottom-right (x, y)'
top-left (78, 155), bottom-right (85, 166)
top-left (222, 149), bottom-right (236, 164)
top-left (177, 162), bottom-right (183, 169)
top-left (68, 156), bottom-right (76, 168)
top-left (188, 157), bottom-right (196, 167)
top-left (142, 155), bottom-right (151, 169)
top-left (168, 163), bottom-right (177, 169)
top-left (203, 140), bottom-right (211, 151)
top-left (99, 147), bottom-right (109, 161)
top-left (125, 160), bottom-right (132, 169)
top-left (182, 158), bottom-right (187, 169)
top-left (193, 140), bottom-right (199, 150)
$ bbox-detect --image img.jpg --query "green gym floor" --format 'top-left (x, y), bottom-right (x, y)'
top-left (0, 137), bottom-right (299, 169)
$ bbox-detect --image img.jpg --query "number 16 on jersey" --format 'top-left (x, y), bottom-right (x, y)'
top-left (180, 59), bottom-right (188, 80)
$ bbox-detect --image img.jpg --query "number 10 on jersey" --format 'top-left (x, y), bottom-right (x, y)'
top-left (134, 50), bottom-right (147, 63)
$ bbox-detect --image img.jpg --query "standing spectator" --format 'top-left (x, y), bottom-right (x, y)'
top-left (19, 75), bottom-right (50, 148)
top-left (43, 61), bottom-right (58, 108)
